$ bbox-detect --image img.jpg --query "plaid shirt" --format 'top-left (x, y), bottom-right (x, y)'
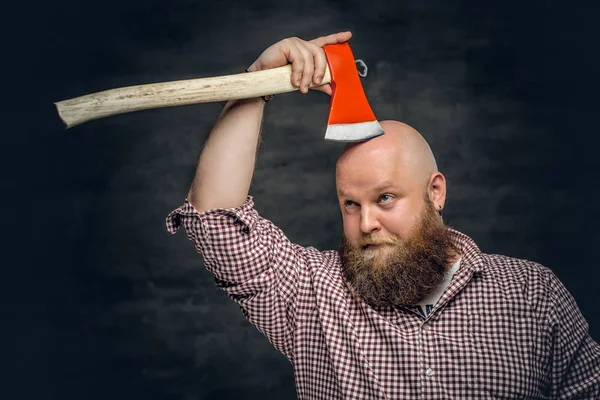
top-left (166, 197), bottom-right (600, 399)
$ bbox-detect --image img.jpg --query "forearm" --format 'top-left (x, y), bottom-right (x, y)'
top-left (187, 97), bottom-right (265, 212)
top-left (184, 32), bottom-right (350, 212)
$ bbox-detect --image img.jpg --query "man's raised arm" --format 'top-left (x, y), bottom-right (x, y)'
top-left (186, 32), bottom-right (351, 212)
top-left (169, 33), bottom-right (352, 360)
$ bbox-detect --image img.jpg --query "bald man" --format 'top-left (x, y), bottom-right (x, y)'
top-left (337, 121), bottom-right (459, 311)
top-left (167, 33), bottom-right (600, 399)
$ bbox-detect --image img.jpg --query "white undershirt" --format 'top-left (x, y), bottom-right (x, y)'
top-left (414, 257), bottom-right (461, 317)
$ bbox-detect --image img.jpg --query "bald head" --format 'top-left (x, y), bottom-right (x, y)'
top-left (336, 120), bottom-right (438, 190)
top-left (336, 120), bottom-right (447, 246)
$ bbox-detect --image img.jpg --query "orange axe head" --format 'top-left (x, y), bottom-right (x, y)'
top-left (322, 43), bottom-right (384, 142)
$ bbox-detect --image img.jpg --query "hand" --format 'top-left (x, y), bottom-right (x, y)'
top-left (247, 31), bottom-right (352, 96)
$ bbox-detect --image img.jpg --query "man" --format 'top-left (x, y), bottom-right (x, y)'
top-left (167, 32), bottom-right (600, 399)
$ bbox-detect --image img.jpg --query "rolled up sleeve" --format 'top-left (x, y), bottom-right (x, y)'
top-left (166, 196), bottom-right (310, 361)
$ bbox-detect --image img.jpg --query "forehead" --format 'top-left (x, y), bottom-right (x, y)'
top-left (336, 148), bottom-right (416, 196)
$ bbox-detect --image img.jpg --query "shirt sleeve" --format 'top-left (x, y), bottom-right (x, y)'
top-left (166, 196), bottom-right (310, 362)
top-left (546, 270), bottom-right (600, 399)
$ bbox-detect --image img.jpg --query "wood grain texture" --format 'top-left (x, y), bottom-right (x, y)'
top-left (55, 65), bottom-right (331, 128)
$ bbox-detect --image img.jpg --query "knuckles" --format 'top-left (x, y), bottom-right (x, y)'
top-left (265, 36), bottom-right (329, 75)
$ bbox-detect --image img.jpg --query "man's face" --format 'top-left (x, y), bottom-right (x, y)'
top-left (336, 144), bottom-right (428, 249)
top-left (336, 143), bottom-right (457, 308)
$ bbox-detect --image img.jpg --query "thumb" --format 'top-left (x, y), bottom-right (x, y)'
top-left (311, 83), bottom-right (332, 96)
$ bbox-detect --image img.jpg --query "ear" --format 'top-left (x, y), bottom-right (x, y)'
top-left (427, 172), bottom-right (446, 210)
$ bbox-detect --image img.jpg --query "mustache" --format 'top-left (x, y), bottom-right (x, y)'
top-left (358, 236), bottom-right (401, 248)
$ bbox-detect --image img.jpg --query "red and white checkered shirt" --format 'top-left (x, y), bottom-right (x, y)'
top-left (166, 197), bottom-right (600, 399)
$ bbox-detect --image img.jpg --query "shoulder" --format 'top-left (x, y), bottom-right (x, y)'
top-left (484, 253), bottom-right (552, 285)
top-left (481, 253), bottom-right (557, 314)
top-left (450, 229), bottom-right (555, 299)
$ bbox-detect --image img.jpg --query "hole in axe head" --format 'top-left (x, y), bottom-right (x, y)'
top-left (355, 59), bottom-right (368, 78)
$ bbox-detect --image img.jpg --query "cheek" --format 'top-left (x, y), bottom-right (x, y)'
top-left (342, 216), bottom-right (360, 242)
top-left (383, 205), bottom-right (422, 238)
top-left (383, 217), bottom-right (410, 238)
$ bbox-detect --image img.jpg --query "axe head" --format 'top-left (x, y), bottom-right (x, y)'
top-left (322, 43), bottom-right (384, 142)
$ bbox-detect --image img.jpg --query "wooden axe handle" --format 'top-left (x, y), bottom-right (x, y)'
top-left (55, 65), bottom-right (332, 128)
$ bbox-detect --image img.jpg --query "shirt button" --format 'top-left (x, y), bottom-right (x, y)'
top-left (426, 368), bottom-right (434, 377)
top-left (422, 323), bottom-right (431, 331)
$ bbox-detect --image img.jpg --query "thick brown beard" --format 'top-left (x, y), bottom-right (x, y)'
top-left (340, 199), bottom-right (458, 308)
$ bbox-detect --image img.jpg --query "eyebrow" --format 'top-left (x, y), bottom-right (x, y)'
top-left (338, 182), bottom-right (398, 198)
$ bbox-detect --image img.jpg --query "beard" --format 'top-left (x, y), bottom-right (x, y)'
top-left (340, 199), bottom-right (458, 308)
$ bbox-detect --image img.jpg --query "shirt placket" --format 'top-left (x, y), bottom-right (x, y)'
top-left (412, 262), bottom-right (481, 399)
top-left (418, 317), bottom-right (438, 398)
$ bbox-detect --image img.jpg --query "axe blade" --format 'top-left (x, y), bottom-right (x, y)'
top-left (322, 43), bottom-right (384, 142)
top-left (324, 121), bottom-right (384, 142)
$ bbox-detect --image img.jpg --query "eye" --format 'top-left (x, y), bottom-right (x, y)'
top-left (379, 194), bottom-right (394, 203)
top-left (344, 200), bottom-right (355, 207)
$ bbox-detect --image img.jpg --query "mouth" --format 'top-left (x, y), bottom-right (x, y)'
top-left (362, 244), bottom-right (383, 250)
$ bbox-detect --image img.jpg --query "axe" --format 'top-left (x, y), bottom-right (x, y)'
top-left (54, 42), bottom-right (383, 142)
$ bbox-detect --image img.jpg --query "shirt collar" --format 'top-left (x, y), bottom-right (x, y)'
top-left (448, 228), bottom-right (485, 273)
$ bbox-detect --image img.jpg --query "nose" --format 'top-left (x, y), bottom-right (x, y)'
top-left (360, 206), bottom-right (381, 234)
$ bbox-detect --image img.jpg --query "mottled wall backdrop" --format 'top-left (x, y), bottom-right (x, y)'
top-left (9, 0), bottom-right (598, 398)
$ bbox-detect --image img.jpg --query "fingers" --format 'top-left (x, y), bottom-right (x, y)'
top-left (309, 31), bottom-right (352, 47)
top-left (285, 38), bottom-right (319, 93)
top-left (285, 44), bottom-right (304, 90)
top-left (292, 42), bottom-right (315, 93)
top-left (308, 41), bottom-right (327, 86)
top-left (256, 32), bottom-right (352, 94)
top-left (300, 45), bottom-right (315, 93)
top-left (304, 32), bottom-right (352, 90)
top-left (285, 41), bottom-right (309, 93)
top-left (291, 32), bottom-right (351, 93)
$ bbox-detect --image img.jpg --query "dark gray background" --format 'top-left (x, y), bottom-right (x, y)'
top-left (5, 0), bottom-right (599, 398)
